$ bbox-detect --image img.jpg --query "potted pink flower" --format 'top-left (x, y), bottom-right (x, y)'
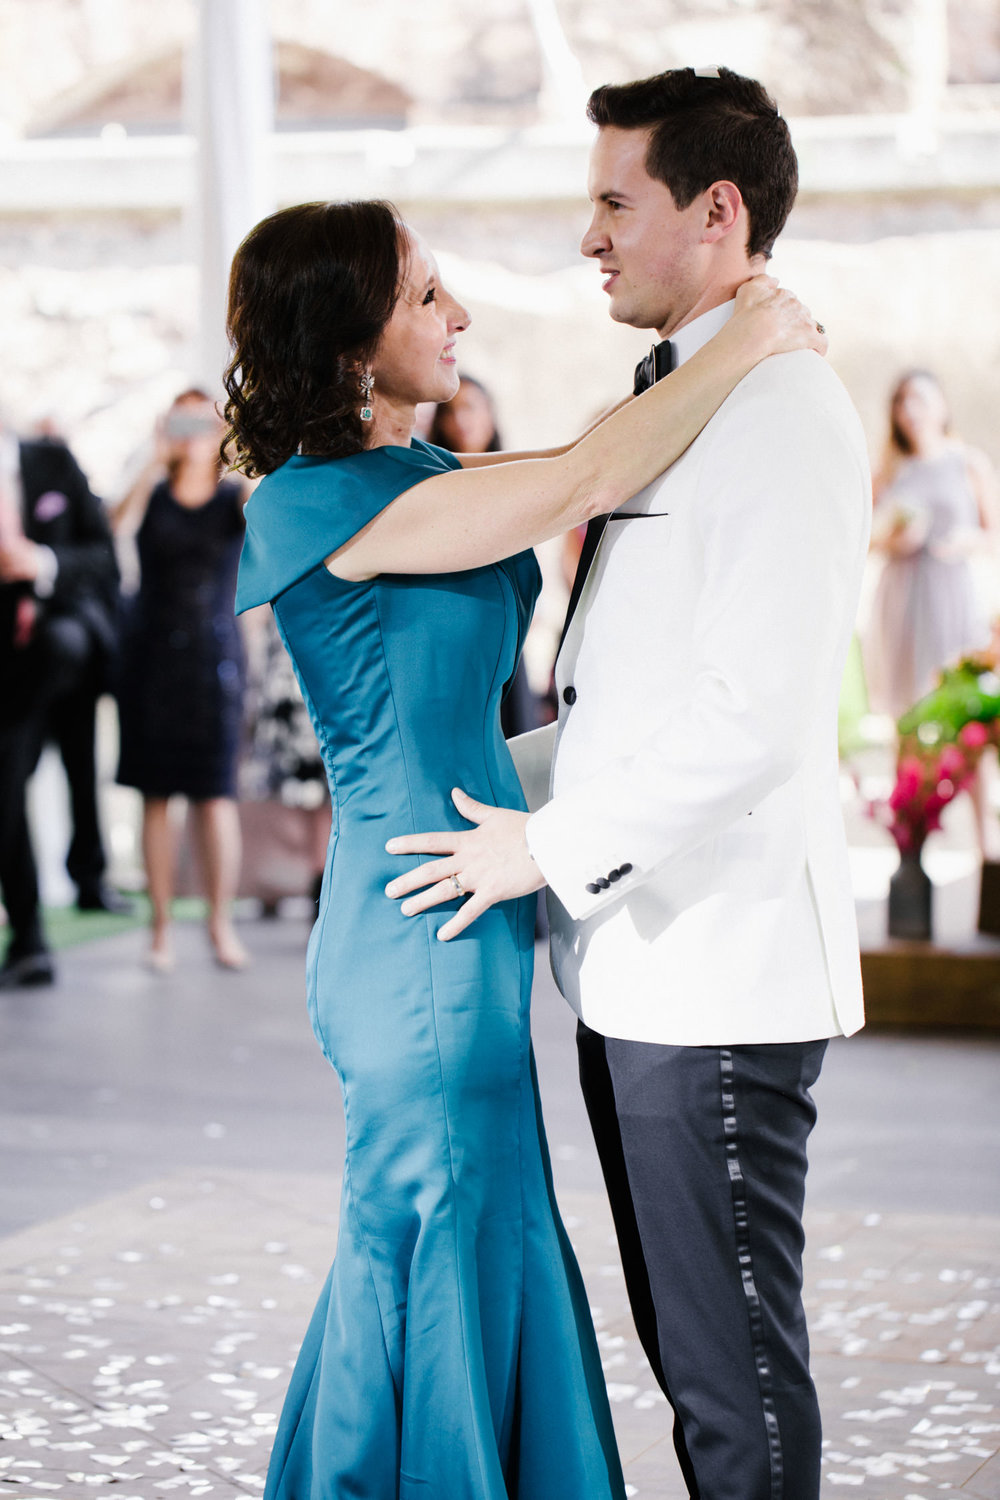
top-left (873, 661), bottom-right (1000, 939)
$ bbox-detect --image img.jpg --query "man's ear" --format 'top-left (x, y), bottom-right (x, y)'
top-left (702, 181), bottom-right (744, 244)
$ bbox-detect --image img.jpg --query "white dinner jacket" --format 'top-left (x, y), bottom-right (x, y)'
top-left (511, 303), bottom-right (872, 1046)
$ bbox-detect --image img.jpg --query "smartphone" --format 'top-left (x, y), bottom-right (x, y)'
top-left (165, 412), bottom-right (218, 440)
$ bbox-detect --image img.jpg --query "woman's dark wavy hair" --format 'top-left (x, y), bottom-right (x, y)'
top-left (223, 200), bottom-right (404, 477)
top-left (587, 67), bottom-right (797, 259)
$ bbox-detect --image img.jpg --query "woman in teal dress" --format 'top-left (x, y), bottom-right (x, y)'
top-left (225, 200), bottom-right (824, 1499)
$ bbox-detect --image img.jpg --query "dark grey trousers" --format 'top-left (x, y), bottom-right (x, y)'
top-left (577, 1020), bottom-right (827, 1500)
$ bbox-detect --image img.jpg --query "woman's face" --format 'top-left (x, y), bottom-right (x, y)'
top-left (434, 380), bottom-right (497, 454)
top-left (371, 231), bottom-right (470, 411)
top-left (894, 376), bottom-right (948, 450)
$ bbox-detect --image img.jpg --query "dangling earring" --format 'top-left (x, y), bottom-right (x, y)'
top-left (359, 372), bottom-right (374, 422)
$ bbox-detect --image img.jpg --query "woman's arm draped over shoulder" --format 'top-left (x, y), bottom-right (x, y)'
top-left (452, 395), bottom-right (633, 469)
top-left (326, 279), bottom-right (824, 581)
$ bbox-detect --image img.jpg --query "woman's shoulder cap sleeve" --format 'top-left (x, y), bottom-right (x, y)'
top-left (235, 441), bottom-right (461, 612)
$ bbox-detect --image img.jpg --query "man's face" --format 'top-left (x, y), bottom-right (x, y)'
top-left (580, 126), bottom-right (711, 339)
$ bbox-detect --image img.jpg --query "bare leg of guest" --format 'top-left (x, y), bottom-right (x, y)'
top-left (142, 796), bottom-right (175, 971)
top-left (193, 796), bottom-right (247, 968)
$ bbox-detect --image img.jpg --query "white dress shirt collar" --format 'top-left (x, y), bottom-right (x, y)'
top-left (0, 428), bottom-right (23, 540)
top-left (670, 298), bottom-right (736, 368)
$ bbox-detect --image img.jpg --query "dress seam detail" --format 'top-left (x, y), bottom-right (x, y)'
top-left (373, 582), bottom-right (494, 1496)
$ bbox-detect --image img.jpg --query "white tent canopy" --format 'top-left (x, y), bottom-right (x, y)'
top-left (187, 0), bottom-right (275, 391)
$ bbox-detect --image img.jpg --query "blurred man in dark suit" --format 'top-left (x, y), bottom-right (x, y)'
top-left (0, 420), bottom-right (126, 988)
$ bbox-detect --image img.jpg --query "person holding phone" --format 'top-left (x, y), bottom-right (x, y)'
top-left (113, 389), bottom-right (249, 971)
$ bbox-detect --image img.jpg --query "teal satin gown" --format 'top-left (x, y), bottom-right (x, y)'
top-left (236, 440), bottom-right (625, 1500)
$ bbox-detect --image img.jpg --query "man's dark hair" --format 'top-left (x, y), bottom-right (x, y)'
top-left (587, 67), bottom-right (798, 259)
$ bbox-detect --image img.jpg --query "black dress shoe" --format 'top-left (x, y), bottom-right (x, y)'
top-left (0, 950), bottom-right (56, 989)
top-left (76, 883), bottom-right (135, 916)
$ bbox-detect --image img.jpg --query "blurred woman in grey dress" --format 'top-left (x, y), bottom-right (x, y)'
top-left (865, 369), bottom-right (1000, 718)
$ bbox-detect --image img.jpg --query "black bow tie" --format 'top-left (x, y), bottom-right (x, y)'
top-left (633, 340), bottom-right (676, 394)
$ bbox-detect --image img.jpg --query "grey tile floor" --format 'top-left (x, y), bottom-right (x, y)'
top-left (1, 911), bottom-right (998, 1498)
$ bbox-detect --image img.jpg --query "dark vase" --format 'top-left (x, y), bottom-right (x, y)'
top-left (977, 859), bottom-right (1000, 936)
top-left (888, 846), bottom-right (932, 940)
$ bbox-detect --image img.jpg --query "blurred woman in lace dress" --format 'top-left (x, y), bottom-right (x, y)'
top-left (239, 610), bottom-right (330, 914)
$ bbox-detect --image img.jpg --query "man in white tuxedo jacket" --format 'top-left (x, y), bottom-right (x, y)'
top-left (389, 67), bottom-right (871, 1500)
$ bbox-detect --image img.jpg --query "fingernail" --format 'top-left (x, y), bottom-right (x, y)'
top-left (385, 840), bottom-right (398, 852)
top-left (400, 901), bottom-right (413, 916)
top-left (384, 883), bottom-right (396, 897)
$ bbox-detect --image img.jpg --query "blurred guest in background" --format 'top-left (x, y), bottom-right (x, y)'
top-left (112, 389), bottom-right (248, 972)
top-left (430, 373), bottom-right (539, 738)
top-left (865, 369), bottom-right (1000, 718)
top-left (428, 372), bottom-right (502, 454)
top-left (0, 417), bottom-right (122, 988)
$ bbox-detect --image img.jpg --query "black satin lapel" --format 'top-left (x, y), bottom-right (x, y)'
top-left (558, 512), bottom-right (611, 652)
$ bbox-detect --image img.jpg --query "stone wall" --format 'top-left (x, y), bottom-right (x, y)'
top-left (0, 0), bottom-right (997, 495)
top-left (3, 0), bottom-right (997, 137)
